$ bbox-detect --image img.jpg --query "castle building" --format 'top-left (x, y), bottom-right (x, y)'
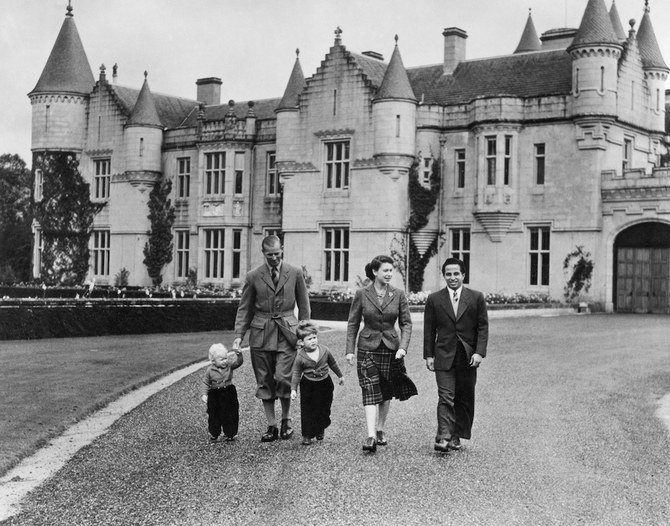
top-left (30, 1), bottom-right (670, 312)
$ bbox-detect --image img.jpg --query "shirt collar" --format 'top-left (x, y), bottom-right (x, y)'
top-left (449, 286), bottom-right (463, 299)
top-left (266, 261), bottom-right (282, 274)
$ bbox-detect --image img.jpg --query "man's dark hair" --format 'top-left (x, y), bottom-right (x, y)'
top-left (442, 257), bottom-right (465, 275)
top-left (262, 235), bottom-right (282, 251)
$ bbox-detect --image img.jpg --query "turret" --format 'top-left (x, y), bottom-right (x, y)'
top-left (514, 9), bottom-right (541, 54)
top-left (568, 0), bottom-right (622, 117)
top-left (372, 36), bottom-right (417, 180)
top-left (123, 72), bottom-right (163, 176)
top-left (609, 0), bottom-right (627, 42)
top-left (637, 1), bottom-right (669, 132)
top-left (275, 48), bottom-right (306, 170)
top-left (28, 3), bottom-right (94, 153)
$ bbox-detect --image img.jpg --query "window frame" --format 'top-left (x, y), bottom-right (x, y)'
top-left (534, 143), bottom-right (545, 186)
top-left (93, 158), bottom-right (111, 200)
top-left (485, 136), bottom-right (496, 186)
top-left (450, 228), bottom-right (471, 284)
top-left (203, 228), bottom-right (225, 280)
top-left (323, 227), bottom-right (350, 283)
top-left (176, 157), bottom-right (191, 199)
top-left (324, 140), bottom-right (350, 190)
top-left (175, 230), bottom-right (190, 279)
top-left (455, 149), bottom-right (466, 189)
top-left (266, 151), bottom-right (279, 197)
top-left (204, 152), bottom-right (226, 196)
top-left (234, 151), bottom-right (244, 196)
top-left (528, 226), bottom-right (550, 287)
top-left (92, 229), bottom-right (111, 277)
top-left (503, 135), bottom-right (512, 186)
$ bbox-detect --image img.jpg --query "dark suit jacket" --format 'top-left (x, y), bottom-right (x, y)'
top-left (234, 262), bottom-right (310, 351)
top-left (346, 284), bottom-right (412, 354)
top-left (423, 287), bottom-right (488, 370)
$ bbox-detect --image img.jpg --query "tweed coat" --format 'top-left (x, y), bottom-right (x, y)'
top-left (423, 286), bottom-right (488, 370)
top-left (345, 284), bottom-right (412, 354)
top-left (234, 262), bottom-right (310, 351)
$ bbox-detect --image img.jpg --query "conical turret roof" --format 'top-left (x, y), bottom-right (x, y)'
top-left (514, 11), bottom-right (541, 53)
top-left (569, 0), bottom-right (619, 50)
top-left (30, 7), bottom-right (94, 95)
top-left (609, 1), bottom-right (626, 41)
top-left (127, 74), bottom-right (162, 127)
top-left (375, 38), bottom-right (416, 101)
top-left (276, 50), bottom-right (306, 111)
top-left (637, 4), bottom-right (668, 70)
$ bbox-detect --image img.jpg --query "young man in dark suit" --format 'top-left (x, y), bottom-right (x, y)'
top-left (233, 235), bottom-right (310, 442)
top-left (423, 257), bottom-right (488, 452)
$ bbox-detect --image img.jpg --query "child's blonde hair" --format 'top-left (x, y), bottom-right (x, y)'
top-left (208, 343), bottom-right (228, 362)
top-left (296, 320), bottom-right (318, 340)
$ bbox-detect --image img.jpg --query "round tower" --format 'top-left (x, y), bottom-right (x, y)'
top-left (567, 0), bottom-right (622, 117)
top-left (123, 72), bottom-right (163, 175)
top-left (28, 3), bottom-right (94, 154)
top-left (372, 36), bottom-right (417, 180)
top-left (637, 2), bottom-right (669, 133)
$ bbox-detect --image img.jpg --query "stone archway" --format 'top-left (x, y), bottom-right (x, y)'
top-left (614, 222), bottom-right (670, 313)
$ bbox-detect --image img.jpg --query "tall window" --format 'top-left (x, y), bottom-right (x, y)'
top-left (177, 158), bottom-right (190, 198)
top-left (504, 135), bottom-right (512, 186)
top-left (175, 230), bottom-right (190, 279)
top-left (204, 229), bottom-right (225, 279)
top-left (34, 168), bottom-right (43, 201)
top-left (94, 159), bottom-right (111, 199)
top-left (205, 152), bottom-right (225, 195)
top-left (623, 138), bottom-right (632, 172)
top-left (450, 228), bottom-right (470, 284)
top-left (529, 227), bottom-right (550, 286)
top-left (422, 157), bottom-right (433, 184)
top-left (139, 137), bottom-right (144, 157)
top-left (234, 152), bottom-right (244, 195)
top-left (323, 227), bottom-right (349, 282)
top-left (35, 229), bottom-right (43, 275)
top-left (395, 115), bottom-right (401, 138)
top-left (232, 229), bottom-right (242, 279)
top-left (266, 152), bottom-right (279, 196)
top-left (486, 137), bottom-right (496, 185)
top-left (92, 230), bottom-right (110, 276)
top-left (534, 143), bottom-right (545, 185)
top-left (455, 149), bottom-right (466, 189)
top-left (325, 141), bottom-right (350, 190)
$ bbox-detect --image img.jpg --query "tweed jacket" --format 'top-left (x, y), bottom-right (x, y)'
top-left (234, 261), bottom-right (310, 351)
top-left (346, 284), bottom-right (412, 355)
top-left (423, 286), bottom-right (488, 371)
top-left (200, 350), bottom-right (243, 396)
top-left (290, 344), bottom-right (343, 391)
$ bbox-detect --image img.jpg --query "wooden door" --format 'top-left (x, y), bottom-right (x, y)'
top-left (616, 247), bottom-right (670, 313)
top-left (649, 248), bottom-right (670, 313)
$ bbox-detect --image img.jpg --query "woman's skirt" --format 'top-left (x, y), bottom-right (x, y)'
top-left (357, 344), bottom-right (417, 405)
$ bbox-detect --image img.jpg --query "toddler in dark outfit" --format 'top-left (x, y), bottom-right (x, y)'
top-left (290, 321), bottom-right (344, 445)
top-left (201, 343), bottom-right (243, 443)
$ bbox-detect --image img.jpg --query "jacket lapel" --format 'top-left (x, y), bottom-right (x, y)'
top-left (276, 265), bottom-right (289, 292)
top-left (380, 287), bottom-right (396, 311)
top-left (261, 266), bottom-right (275, 290)
top-left (455, 288), bottom-right (470, 321)
top-left (364, 285), bottom-right (382, 312)
top-left (439, 288), bottom-right (456, 321)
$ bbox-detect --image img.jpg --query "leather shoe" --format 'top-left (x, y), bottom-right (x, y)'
top-left (301, 436), bottom-right (312, 446)
top-left (280, 418), bottom-right (293, 440)
top-left (376, 431), bottom-right (387, 446)
top-left (260, 426), bottom-right (278, 442)
top-left (316, 432), bottom-right (324, 441)
top-left (362, 437), bottom-right (377, 452)
top-left (434, 439), bottom-right (449, 452)
top-left (448, 436), bottom-right (462, 451)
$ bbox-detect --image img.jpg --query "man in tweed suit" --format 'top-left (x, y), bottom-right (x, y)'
top-left (233, 235), bottom-right (310, 442)
top-left (424, 257), bottom-right (488, 452)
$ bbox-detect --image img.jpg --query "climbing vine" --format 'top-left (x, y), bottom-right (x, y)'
top-left (407, 156), bottom-right (441, 292)
top-left (143, 177), bottom-right (176, 286)
top-left (563, 245), bottom-right (594, 302)
top-left (33, 152), bottom-right (105, 285)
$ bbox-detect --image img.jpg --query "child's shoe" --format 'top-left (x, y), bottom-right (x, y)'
top-left (316, 431), bottom-right (324, 441)
top-left (301, 436), bottom-right (312, 446)
top-left (209, 434), bottom-right (218, 444)
top-left (225, 435), bottom-right (237, 442)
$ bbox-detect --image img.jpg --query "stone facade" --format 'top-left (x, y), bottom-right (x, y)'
top-left (29, 1), bottom-right (670, 312)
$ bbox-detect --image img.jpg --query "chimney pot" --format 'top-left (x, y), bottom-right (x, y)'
top-left (442, 27), bottom-right (467, 75)
top-left (196, 77), bottom-right (222, 106)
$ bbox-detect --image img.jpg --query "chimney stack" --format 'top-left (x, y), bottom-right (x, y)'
top-left (442, 27), bottom-right (467, 75)
top-left (196, 77), bottom-right (222, 106)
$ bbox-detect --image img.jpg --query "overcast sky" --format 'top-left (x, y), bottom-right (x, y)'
top-left (2, 0), bottom-right (669, 165)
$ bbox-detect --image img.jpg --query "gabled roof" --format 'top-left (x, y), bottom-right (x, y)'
top-left (276, 53), bottom-right (306, 111)
top-left (637, 6), bottom-right (669, 70)
top-left (515, 12), bottom-right (542, 53)
top-left (374, 41), bottom-right (416, 101)
top-left (127, 75), bottom-right (162, 127)
top-left (407, 50), bottom-right (573, 105)
top-left (30, 11), bottom-right (94, 95)
top-left (349, 52), bottom-right (387, 88)
top-left (609, 1), bottom-right (627, 41)
top-left (569, 0), bottom-right (619, 49)
top-left (111, 85), bottom-right (198, 129)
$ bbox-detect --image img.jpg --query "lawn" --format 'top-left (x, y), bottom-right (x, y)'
top-left (0, 331), bottom-right (234, 476)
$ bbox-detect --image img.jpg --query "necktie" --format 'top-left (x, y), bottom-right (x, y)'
top-left (452, 291), bottom-right (459, 310)
top-left (271, 268), bottom-right (279, 287)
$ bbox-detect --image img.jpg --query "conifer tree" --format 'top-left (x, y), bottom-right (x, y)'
top-left (0, 154), bottom-right (32, 282)
top-left (143, 178), bottom-right (176, 286)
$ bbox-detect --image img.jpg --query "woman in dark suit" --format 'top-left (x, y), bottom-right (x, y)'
top-left (346, 255), bottom-right (416, 452)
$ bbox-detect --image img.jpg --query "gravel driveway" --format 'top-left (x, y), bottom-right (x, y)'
top-left (3, 314), bottom-right (670, 525)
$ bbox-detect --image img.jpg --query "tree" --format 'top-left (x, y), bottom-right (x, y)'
top-left (32, 152), bottom-right (104, 285)
top-left (0, 154), bottom-right (32, 282)
top-left (143, 178), bottom-right (176, 286)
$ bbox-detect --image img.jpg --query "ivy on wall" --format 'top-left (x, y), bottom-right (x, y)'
top-left (563, 245), bottom-right (593, 302)
top-left (407, 156), bottom-right (441, 292)
top-left (33, 152), bottom-right (105, 285)
top-left (143, 177), bottom-right (176, 286)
